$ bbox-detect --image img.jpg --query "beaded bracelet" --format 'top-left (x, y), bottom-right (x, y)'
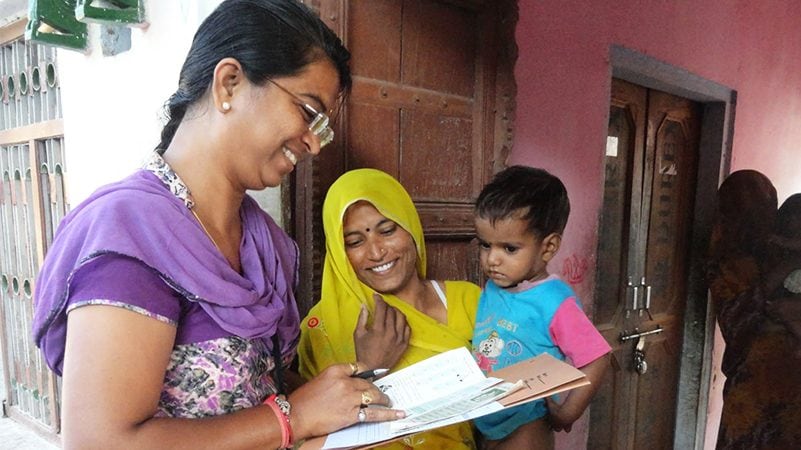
top-left (264, 394), bottom-right (293, 449)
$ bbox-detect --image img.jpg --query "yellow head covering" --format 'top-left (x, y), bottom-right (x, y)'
top-left (299, 168), bottom-right (473, 377)
top-left (321, 168), bottom-right (426, 311)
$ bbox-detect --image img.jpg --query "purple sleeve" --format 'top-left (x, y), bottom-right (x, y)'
top-left (66, 254), bottom-right (182, 325)
top-left (549, 298), bottom-right (611, 367)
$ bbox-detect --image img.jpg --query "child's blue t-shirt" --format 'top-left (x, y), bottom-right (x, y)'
top-left (471, 276), bottom-right (609, 440)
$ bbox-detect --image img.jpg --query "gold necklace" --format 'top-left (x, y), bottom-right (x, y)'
top-left (190, 208), bottom-right (223, 252)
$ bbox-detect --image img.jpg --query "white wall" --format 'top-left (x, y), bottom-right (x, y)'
top-left (0, 0), bottom-right (26, 27)
top-left (57, 0), bottom-right (283, 223)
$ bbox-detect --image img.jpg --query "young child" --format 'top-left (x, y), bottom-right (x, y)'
top-left (471, 166), bottom-right (611, 450)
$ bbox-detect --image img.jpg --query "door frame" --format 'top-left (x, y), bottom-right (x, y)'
top-left (607, 45), bottom-right (734, 450)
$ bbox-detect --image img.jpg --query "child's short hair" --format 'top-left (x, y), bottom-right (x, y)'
top-left (476, 165), bottom-right (570, 237)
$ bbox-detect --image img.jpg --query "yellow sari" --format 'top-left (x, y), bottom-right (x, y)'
top-left (299, 168), bottom-right (480, 449)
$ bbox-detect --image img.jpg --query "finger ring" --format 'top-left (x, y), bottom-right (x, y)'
top-left (349, 362), bottom-right (359, 376)
top-left (361, 391), bottom-right (373, 406)
top-left (357, 408), bottom-right (367, 423)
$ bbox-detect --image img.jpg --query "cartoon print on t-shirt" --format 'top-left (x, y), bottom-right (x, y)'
top-left (474, 330), bottom-right (505, 372)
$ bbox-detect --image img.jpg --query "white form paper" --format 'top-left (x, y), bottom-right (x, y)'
top-left (374, 346), bottom-right (486, 408)
top-left (321, 401), bottom-right (506, 450)
top-left (314, 349), bottom-right (590, 450)
top-left (321, 347), bottom-right (520, 449)
top-left (390, 378), bottom-right (515, 432)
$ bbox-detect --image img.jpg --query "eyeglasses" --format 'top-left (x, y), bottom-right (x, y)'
top-left (267, 79), bottom-right (334, 148)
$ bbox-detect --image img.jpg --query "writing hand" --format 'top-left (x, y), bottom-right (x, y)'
top-left (353, 294), bottom-right (410, 370)
top-left (289, 362), bottom-right (404, 439)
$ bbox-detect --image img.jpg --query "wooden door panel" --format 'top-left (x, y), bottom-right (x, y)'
top-left (590, 79), bottom-right (701, 449)
top-left (400, 110), bottom-right (474, 200)
top-left (590, 79), bottom-right (647, 450)
top-left (419, 200), bottom-right (478, 281)
top-left (588, 347), bottom-right (633, 449)
top-left (348, 104), bottom-right (399, 173)
top-left (292, 0), bottom-right (517, 314)
top-left (595, 95), bottom-right (642, 325)
top-left (593, 104), bottom-right (635, 448)
top-left (350, 79), bottom-right (475, 115)
top-left (347, 0), bottom-right (484, 197)
top-left (632, 325), bottom-right (682, 449)
top-left (623, 92), bottom-right (700, 449)
top-left (401, 0), bottom-right (477, 96)
top-left (425, 240), bottom-right (479, 281)
top-left (348, 0), bottom-right (402, 82)
top-left (644, 98), bottom-right (699, 318)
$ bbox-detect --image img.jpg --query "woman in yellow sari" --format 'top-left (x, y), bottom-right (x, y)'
top-left (299, 168), bottom-right (480, 449)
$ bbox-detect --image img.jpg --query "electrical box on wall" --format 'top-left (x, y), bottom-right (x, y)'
top-left (26, 0), bottom-right (146, 52)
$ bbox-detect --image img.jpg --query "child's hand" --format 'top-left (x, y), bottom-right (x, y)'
top-left (545, 396), bottom-right (574, 432)
top-left (544, 354), bottom-right (611, 433)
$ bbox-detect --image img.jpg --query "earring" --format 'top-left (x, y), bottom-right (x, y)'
top-left (221, 101), bottom-right (231, 112)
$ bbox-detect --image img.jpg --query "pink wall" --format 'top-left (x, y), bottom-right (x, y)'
top-left (512, 1), bottom-right (801, 448)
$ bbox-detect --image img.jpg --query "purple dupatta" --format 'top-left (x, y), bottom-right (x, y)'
top-left (32, 169), bottom-right (300, 375)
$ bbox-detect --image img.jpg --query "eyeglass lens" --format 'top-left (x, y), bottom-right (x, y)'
top-left (268, 79), bottom-right (335, 148)
top-left (309, 113), bottom-right (334, 148)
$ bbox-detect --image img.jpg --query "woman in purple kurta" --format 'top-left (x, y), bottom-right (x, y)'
top-left (35, 154), bottom-right (302, 416)
top-left (32, 1), bottom-right (400, 448)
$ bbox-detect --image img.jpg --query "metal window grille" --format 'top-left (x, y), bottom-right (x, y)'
top-left (0, 21), bottom-right (65, 437)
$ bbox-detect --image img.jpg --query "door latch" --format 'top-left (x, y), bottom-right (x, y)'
top-left (626, 276), bottom-right (654, 319)
top-left (626, 277), bottom-right (639, 318)
top-left (620, 326), bottom-right (663, 375)
top-left (619, 325), bottom-right (663, 342)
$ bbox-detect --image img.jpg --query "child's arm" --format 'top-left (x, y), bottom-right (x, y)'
top-left (544, 353), bottom-right (610, 432)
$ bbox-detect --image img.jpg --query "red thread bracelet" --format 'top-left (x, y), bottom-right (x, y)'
top-left (264, 394), bottom-right (293, 449)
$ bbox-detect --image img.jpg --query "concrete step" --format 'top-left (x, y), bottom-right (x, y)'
top-left (0, 416), bottom-right (59, 449)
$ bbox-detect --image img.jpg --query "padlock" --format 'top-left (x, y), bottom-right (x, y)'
top-left (633, 336), bottom-right (648, 375)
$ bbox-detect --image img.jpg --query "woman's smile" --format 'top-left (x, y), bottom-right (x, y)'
top-left (282, 146), bottom-right (298, 165)
top-left (369, 260), bottom-right (396, 273)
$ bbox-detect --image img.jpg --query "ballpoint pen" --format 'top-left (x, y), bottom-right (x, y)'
top-left (352, 368), bottom-right (389, 379)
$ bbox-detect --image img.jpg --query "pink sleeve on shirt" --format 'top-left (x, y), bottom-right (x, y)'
top-left (549, 298), bottom-right (611, 368)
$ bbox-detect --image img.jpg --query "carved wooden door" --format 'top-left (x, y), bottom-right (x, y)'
top-left (588, 78), bottom-right (701, 449)
top-left (293, 0), bottom-right (517, 316)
